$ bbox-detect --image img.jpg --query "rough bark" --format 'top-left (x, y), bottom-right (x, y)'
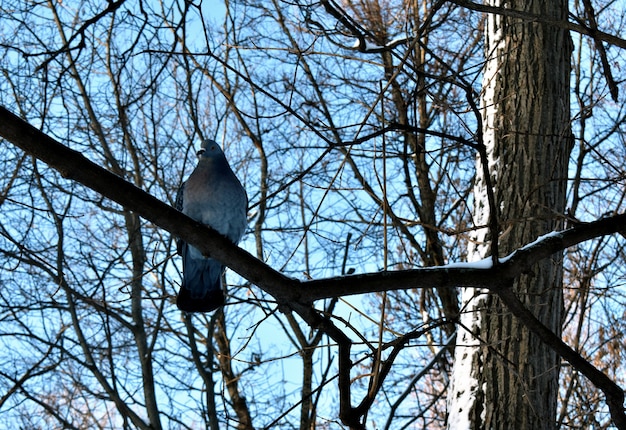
top-left (448, 0), bottom-right (573, 428)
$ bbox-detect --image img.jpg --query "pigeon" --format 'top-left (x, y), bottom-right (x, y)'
top-left (175, 139), bottom-right (248, 312)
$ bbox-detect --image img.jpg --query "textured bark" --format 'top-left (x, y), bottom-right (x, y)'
top-left (448, 0), bottom-right (572, 428)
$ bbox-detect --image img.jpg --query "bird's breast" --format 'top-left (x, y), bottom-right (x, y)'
top-left (183, 171), bottom-right (247, 242)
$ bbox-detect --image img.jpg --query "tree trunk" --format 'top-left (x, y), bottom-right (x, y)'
top-left (447, 1), bottom-right (572, 428)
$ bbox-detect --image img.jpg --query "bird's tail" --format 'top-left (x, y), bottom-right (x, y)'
top-left (177, 243), bottom-right (225, 313)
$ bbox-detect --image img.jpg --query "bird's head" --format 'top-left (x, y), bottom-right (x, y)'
top-left (196, 139), bottom-right (226, 160)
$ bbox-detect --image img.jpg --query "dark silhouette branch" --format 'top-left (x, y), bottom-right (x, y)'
top-left (2, 104), bottom-right (626, 304)
top-left (448, 0), bottom-right (626, 49)
top-left (0, 106), bottom-right (297, 303)
top-left (497, 287), bottom-right (626, 428)
top-left (578, 0), bottom-right (619, 101)
top-left (32, 0), bottom-right (127, 72)
top-left (2, 105), bottom-right (625, 428)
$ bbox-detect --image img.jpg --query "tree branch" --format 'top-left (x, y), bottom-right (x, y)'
top-left (3, 105), bottom-right (626, 427)
top-left (0, 106), bottom-right (299, 303)
top-left (447, 0), bottom-right (626, 49)
top-left (2, 105), bottom-right (626, 305)
top-left (497, 287), bottom-right (626, 428)
top-left (33, 0), bottom-right (127, 71)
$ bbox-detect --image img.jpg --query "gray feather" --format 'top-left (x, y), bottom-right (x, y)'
top-left (176, 139), bottom-right (247, 313)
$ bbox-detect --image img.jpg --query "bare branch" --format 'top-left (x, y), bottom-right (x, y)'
top-left (448, 0), bottom-right (626, 49)
top-left (3, 105), bottom-right (626, 428)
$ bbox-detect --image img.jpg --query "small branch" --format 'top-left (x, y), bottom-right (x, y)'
top-left (496, 287), bottom-right (626, 428)
top-left (34, 0), bottom-right (127, 71)
top-left (579, 0), bottom-right (619, 101)
top-left (336, 121), bottom-right (477, 148)
top-left (447, 0), bottom-right (626, 49)
top-left (2, 105), bottom-right (625, 428)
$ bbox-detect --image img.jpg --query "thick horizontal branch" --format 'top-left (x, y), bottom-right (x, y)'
top-left (0, 106), bottom-right (301, 307)
top-left (298, 216), bottom-right (626, 301)
top-left (2, 105), bottom-right (626, 307)
top-left (3, 105), bottom-right (625, 427)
